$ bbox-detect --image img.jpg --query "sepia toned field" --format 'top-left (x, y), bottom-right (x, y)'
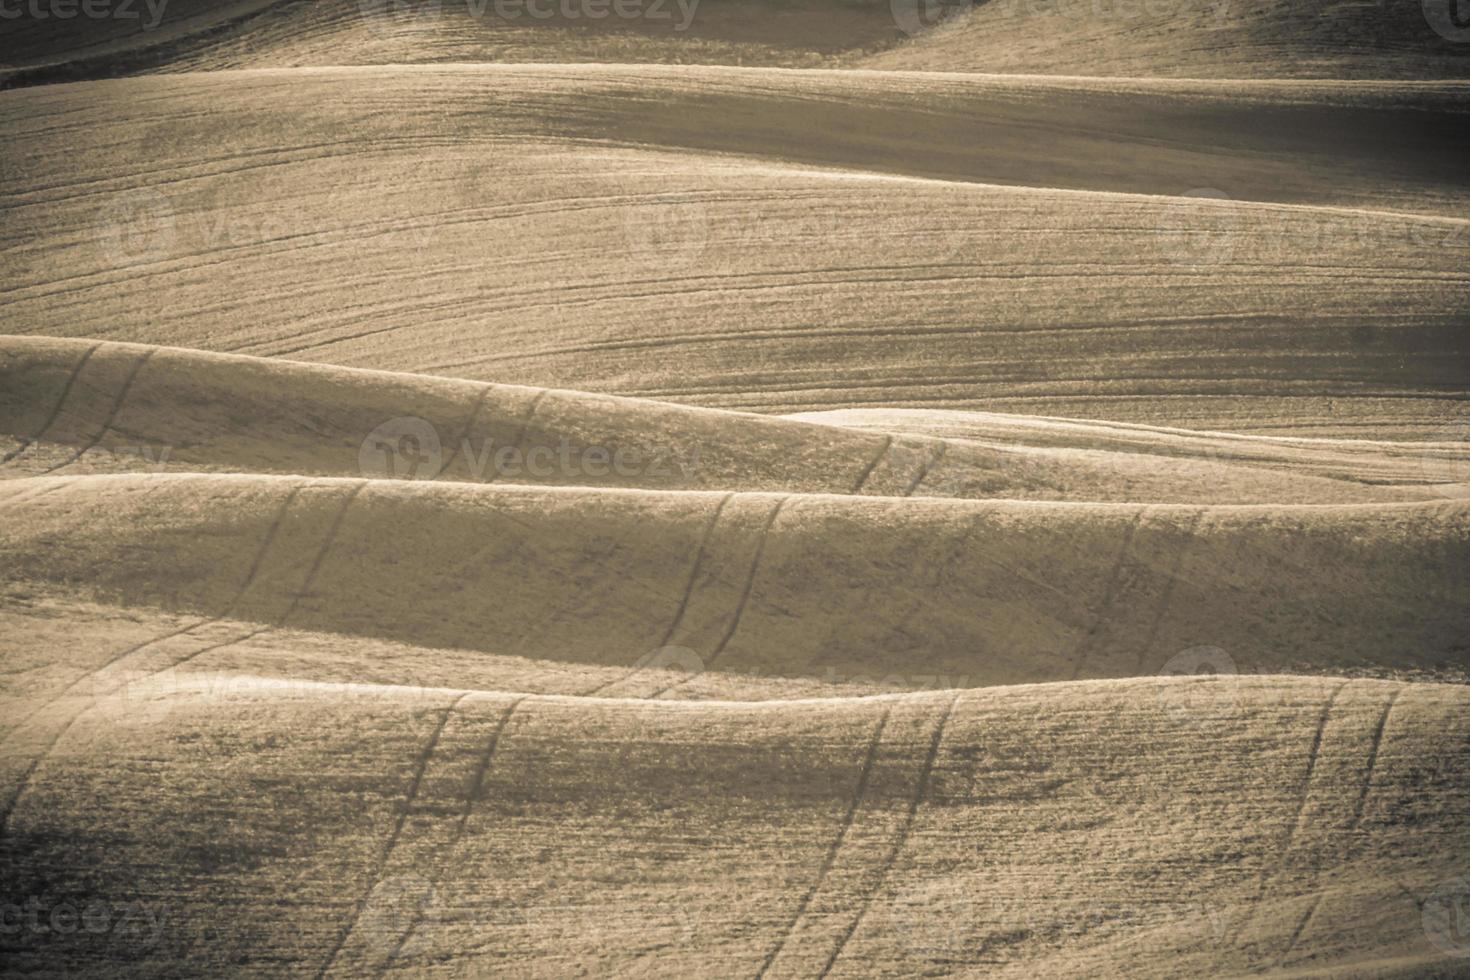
top-left (1, 0), bottom-right (1467, 976)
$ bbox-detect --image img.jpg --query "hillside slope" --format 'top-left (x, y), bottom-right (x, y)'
top-left (3, 0), bottom-right (1466, 85)
top-left (3, 473), bottom-right (1466, 698)
top-left (7, 338), bottom-right (1467, 502)
top-left (865, 0), bottom-right (1470, 79)
top-left (3, 0), bottom-right (1467, 974)
top-left (3, 68), bottom-right (1467, 433)
top-left (2, 678), bottom-right (1466, 976)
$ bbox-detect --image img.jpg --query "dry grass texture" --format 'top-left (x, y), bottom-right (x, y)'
top-left (1, 1), bottom-right (1467, 976)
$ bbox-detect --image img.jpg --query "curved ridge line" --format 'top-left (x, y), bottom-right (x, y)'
top-left (10, 68), bottom-right (1466, 225)
top-left (480, 389), bottom-right (550, 487)
top-left (432, 383), bottom-right (495, 481)
top-left (0, 476), bottom-right (77, 509)
top-left (1138, 506), bottom-right (1207, 671)
top-left (657, 492), bottom-right (737, 651)
top-left (850, 436), bottom-right (892, 494)
top-left (756, 705), bottom-right (892, 978)
top-left (818, 690), bottom-right (962, 977)
top-left (581, 492), bottom-right (736, 699)
top-left (0, 482), bottom-right (304, 838)
top-left (157, 480), bottom-right (349, 674)
top-left (0, 342), bottom-right (101, 467)
top-left (38, 348), bottom-right (154, 476)
top-left (316, 690), bottom-right (475, 980)
top-left (382, 694), bottom-right (528, 973)
top-left (1349, 684), bottom-right (1406, 832)
top-left (1069, 506), bottom-right (1147, 681)
top-left (1285, 681), bottom-right (1350, 852)
top-left (1236, 680), bottom-right (1349, 941)
top-left (1275, 893), bottom-right (1324, 968)
top-left (902, 440), bottom-right (948, 498)
top-left (704, 495), bottom-right (788, 669)
top-left (280, 480), bottom-right (367, 626)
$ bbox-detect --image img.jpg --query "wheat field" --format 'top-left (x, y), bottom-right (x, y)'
top-left (1, 0), bottom-right (1468, 976)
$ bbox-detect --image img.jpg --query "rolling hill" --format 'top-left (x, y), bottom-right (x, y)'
top-left (4, 0), bottom-right (1467, 86)
top-left (2, 68), bottom-right (1467, 433)
top-left (2, 0), bottom-right (1467, 973)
